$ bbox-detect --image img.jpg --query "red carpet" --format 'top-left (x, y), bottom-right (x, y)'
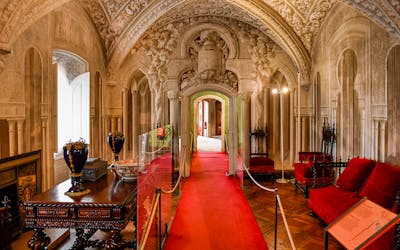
top-left (164, 152), bottom-right (268, 250)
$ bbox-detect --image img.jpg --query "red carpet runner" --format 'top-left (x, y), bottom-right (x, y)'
top-left (164, 152), bottom-right (268, 250)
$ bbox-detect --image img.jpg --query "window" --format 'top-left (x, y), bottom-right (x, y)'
top-left (53, 51), bottom-right (89, 151)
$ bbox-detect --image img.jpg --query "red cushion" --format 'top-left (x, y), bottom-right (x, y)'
top-left (308, 185), bottom-right (360, 224)
top-left (359, 163), bottom-right (400, 209)
top-left (249, 166), bottom-right (274, 173)
top-left (249, 157), bottom-right (274, 166)
top-left (335, 158), bottom-right (376, 192)
top-left (294, 162), bottom-right (313, 179)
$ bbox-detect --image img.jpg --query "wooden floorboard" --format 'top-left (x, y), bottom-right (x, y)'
top-left (242, 175), bottom-right (345, 250)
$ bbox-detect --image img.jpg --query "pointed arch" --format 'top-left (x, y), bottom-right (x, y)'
top-left (24, 47), bottom-right (43, 152)
top-left (386, 44), bottom-right (400, 164)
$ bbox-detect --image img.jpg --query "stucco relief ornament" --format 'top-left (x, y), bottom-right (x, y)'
top-left (140, 23), bottom-right (180, 125)
top-left (247, 33), bottom-right (275, 85)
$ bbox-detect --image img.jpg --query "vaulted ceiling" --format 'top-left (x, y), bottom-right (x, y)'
top-left (0, 0), bottom-right (399, 68)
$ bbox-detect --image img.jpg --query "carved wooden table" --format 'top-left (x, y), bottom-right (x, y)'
top-left (24, 171), bottom-right (137, 249)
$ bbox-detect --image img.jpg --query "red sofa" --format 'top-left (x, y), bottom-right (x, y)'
top-left (308, 158), bottom-right (400, 249)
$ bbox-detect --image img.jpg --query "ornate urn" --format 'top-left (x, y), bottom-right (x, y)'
top-left (108, 131), bottom-right (125, 162)
top-left (63, 139), bottom-right (90, 197)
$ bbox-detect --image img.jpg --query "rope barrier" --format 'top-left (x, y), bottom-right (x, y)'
top-left (224, 132), bottom-right (295, 249)
top-left (160, 132), bottom-right (193, 194)
top-left (160, 145), bottom-right (186, 194)
top-left (243, 163), bottom-right (296, 250)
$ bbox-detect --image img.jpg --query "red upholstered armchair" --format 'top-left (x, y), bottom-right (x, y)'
top-left (294, 122), bottom-right (337, 198)
top-left (294, 153), bottom-right (335, 198)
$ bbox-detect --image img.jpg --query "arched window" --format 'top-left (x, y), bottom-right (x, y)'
top-left (53, 50), bottom-right (89, 151)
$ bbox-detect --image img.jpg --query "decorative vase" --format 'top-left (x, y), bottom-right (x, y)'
top-left (63, 139), bottom-right (90, 197)
top-left (108, 132), bottom-right (125, 162)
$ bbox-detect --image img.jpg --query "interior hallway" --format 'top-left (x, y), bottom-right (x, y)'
top-left (164, 152), bottom-right (267, 250)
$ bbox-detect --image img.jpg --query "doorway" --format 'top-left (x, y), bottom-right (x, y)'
top-left (195, 98), bottom-right (223, 152)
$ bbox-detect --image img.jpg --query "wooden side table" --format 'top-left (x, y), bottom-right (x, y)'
top-left (24, 171), bottom-right (137, 249)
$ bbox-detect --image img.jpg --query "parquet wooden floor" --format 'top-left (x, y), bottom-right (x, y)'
top-left (242, 176), bottom-right (345, 250)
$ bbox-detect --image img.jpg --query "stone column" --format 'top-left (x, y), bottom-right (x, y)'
top-left (7, 120), bottom-right (17, 156)
top-left (151, 91), bottom-right (156, 129)
top-left (301, 117), bottom-right (307, 151)
top-left (264, 88), bottom-right (269, 130)
top-left (360, 110), bottom-right (365, 157)
top-left (379, 120), bottom-right (386, 162)
top-left (103, 117), bottom-right (108, 159)
top-left (122, 88), bottom-right (128, 159)
top-left (90, 116), bottom-right (94, 157)
top-left (228, 95), bottom-right (238, 175)
top-left (250, 91), bottom-right (257, 131)
top-left (181, 96), bottom-right (191, 177)
top-left (289, 92), bottom-right (294, 165)
top-left (168, 90), bottom-right (179, 175)
top-left (296, 90), bottom-right (301, 162)
top-left (373, 119), bottom-right (379, 160)
top-left (272, 93), bottom-right (279, 155)
top-left (17, 120), bottom-right (24, 154)
top-left (41, 118), bottom-right (53, 191)
top-left (132, 90), bottom-right (138, 159)
top-left (241, 92), bottom-right (251, 169)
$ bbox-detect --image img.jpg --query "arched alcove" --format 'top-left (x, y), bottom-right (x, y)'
top-left (137, 77), bottom-right (151, 134)
top-left (386, 45), bottom-right (400, 165)
top-left (337, 49), bottom-right (359, 158)
top-left (24, 47), bottom-right (43, 152)
top-left (269, 71), bottom-right (290, 161)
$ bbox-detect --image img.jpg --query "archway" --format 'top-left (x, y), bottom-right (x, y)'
top-left (180, 83), bottom-right (238, 177)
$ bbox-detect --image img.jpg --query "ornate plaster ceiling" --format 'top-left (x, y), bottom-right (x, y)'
top-left (81, 0), bottom-right (339, 55)
top-left (0, 0), bottom-right (399, 67)
top-left (81, 0), bottom-right (400, 57)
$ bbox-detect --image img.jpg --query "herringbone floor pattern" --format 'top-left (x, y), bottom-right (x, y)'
top-left (242, 176), bottom-right (345, 250)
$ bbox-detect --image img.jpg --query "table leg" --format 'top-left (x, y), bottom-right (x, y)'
top-left (104, 230), bottom-right (123, 249)
top-left (28, 228), bottom-right (50, 250)
top-left (71, 228), bottom-right (86, 249)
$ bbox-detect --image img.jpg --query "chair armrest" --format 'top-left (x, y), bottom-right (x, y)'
top-left (310, 160), bottom-right (348, 188)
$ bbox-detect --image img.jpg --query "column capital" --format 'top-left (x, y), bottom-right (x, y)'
top-left (238, 91), bottom-right (251, 102)
top-left (167, 90), bottom-right (179, 101)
